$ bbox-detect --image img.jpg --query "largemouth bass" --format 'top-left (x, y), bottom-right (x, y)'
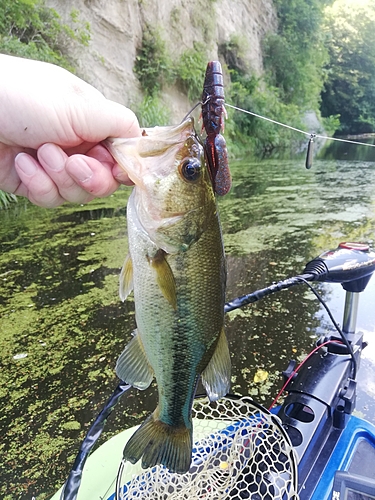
top-left (105, 118), bottom-right (230, 474)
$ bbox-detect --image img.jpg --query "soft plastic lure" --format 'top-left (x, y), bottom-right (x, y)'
top-left (201, 61), bottom-right (232, 196)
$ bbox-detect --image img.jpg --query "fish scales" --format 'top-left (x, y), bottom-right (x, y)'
top-left (105, 118), bottom-right (230, 474)
top-left (127, 195), bottom-right (224, 421)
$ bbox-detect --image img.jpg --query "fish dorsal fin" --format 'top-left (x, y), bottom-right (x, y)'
top-left (119, 254), bottom-right (133, 301)
top-left (201, 327), bottom-right (231, 401)
top-left (148, 249), bottom-right (177, 310)
top-left (115, 330), bottom-right (154, 390)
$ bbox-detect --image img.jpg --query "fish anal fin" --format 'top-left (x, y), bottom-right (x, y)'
top-left (201, 327), bottom-right (231, 401)
top-left (115, 330), bottom-right (153, 390)
top-left (119, 254), bottom-right (133, 301)
top-left (123, 410), bottom-right (192, 474)
top-left (148, 249), bottom-right (177, 310)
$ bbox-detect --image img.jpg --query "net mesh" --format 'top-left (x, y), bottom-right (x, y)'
top-left (116, 396), bottom-right (298, 500)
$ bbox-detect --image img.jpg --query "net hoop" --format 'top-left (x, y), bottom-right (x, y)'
top-left (115, 395), bottom-right (298, 500)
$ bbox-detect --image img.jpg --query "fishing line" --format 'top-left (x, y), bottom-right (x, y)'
top-left (226, 103), bottom-right (312, 136)
top-left (225, 102), bottom-right (375, 149)
top-left (184, 99), bottom-right (375, 172)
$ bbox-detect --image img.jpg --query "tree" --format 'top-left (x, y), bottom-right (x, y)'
top-left (0, 0), bottom-right (90, 71)
top-left (0, 0), bottom-right (90, 209)
top-left (321, 0), bottom-right (375, 134)
top-left (263, 0), bottom-right (330, 110)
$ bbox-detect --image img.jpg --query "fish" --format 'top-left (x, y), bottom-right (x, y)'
top-left (105, 117), bottom-right (231, 474)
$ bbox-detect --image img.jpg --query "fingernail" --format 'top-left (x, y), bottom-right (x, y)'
top-left (16, 153), bottom-right (37, 176)
top-left (70, 157), bottom-right (93, 183)
top-left (38, 144), bottom-right (66, 171)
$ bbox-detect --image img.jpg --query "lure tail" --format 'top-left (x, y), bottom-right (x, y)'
top-left (204, 134), bottom-right (231, 196)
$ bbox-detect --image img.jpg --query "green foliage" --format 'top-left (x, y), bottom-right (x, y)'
top-left (321, 114), bottom-right (340, 136)
top-left (274, 0), bottom-right (330, 45)
top-left (176, 43), bottom-right (207, 101)
top-left (220, 32), bottom-right (306, 154)
top-left (263, 0), bottom-right (329, 109)
top-left (137, 95), bottom-right (171, 127)
top-left (0, 191), bottom-right (17, 210)
top-left (0, 0), bottom-right (90, 71)
top-left (226, 76), bottom-right (304, 155)
top-left (321, 0), bottom-right (375, 134)
top-left (134, 26), bottom-right (173, 97)
top-left (214, 0), bottom-right (341, 155)
top-left (219, 34), bottom-right (249, 75)
top-left (0, 1), bottom-right (90, 210)
top-left (133, 2), bottom-right (336, 152)
top-left (218, 0), bottom-right (339, 153)
top-left (225, 71), bottom-right (258, 143)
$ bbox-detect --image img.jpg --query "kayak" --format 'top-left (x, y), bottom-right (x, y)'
top-left (51, 406), bottom-right (375, 500)
top-left (53, 243), bottom-right (375, 500)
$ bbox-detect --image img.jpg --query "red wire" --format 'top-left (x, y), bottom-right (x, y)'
top-left (268, 339), bottom-right (343, 411)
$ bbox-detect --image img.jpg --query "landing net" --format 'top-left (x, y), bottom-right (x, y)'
top-left (116, 396), bottom-right (298, 500)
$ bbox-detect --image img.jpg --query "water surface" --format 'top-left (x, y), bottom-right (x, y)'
top-left (1, 153), bottom-right (375, 499)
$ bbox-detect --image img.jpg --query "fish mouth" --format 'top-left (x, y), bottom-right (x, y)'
top-left (104, 118), bottom-right (196, 187)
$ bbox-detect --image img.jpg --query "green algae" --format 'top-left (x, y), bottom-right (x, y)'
top-left (0, 188), bottom-right (133, 499)
top-left (219, 160), bottom-right (375, 258)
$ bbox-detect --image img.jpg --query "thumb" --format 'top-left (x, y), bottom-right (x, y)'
top-left (74, 97), bottom-right (142, 143)
top-left (101, 99), bottom-right (142, 139)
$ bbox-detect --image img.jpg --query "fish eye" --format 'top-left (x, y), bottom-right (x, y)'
top-left (180, 158), bottom-right (202, 182)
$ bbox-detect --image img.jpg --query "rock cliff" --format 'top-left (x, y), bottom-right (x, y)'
top-left (46, 0), bottom-right (276, 121)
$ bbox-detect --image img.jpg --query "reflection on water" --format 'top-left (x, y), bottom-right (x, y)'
top-left (318, 135), bottom-right (375, 162)
top-left (1, 153), bottom-right (375, 499)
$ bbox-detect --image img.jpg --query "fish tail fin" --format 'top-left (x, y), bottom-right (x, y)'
top-left (123, 411), bottom-right (192, 474)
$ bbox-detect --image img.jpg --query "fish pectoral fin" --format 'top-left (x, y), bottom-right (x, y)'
top-left (119, 253), bottom-right (133, 301)
top-left (115, 330), bottom-right (154, 390)
top-left (148, 249), bottom-right (177, 310)
top-left (201, 327), bottom-right (231, 402)
top-left (123, 410), bottom-right (192, 474)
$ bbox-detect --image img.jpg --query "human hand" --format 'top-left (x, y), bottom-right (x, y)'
top-left (0, 54), bottom-right (141, 207)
